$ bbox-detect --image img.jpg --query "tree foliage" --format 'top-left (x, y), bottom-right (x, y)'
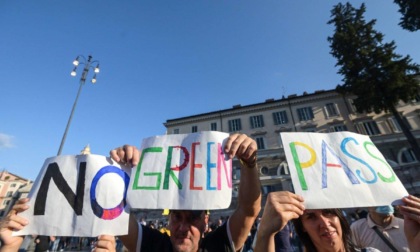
top-left (328, 2), bottom-right (420, 114)
top-left (328, 2), bottom-right (420, 161)
top-left (394, 0), bottom-right (420, 32)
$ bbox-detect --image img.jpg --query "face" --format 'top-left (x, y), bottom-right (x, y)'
top-left (301, 209), bottom-right (344, 252)
top-left (169, 210), bottom-right (205, 252)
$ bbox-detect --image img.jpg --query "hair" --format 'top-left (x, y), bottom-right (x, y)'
top-left (291, 209), bottom-right (357, 252)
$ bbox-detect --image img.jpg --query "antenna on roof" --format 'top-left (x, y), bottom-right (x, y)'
top-left (281, 86), bottom-right (286, 98)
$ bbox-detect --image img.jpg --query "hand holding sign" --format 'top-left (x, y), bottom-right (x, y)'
top-left (400, 195), bottom-right (420, 250)
top-left (110, 144), bottom-right (140, 167)
top-left (281, 132), bottom-right (408, 209)
top-left (224, 133), bottom-right (257, 167)
top-left (14, 155), bottom-right (131, 237)
top-left (0, 198), bottom-right (30, 251)
top-left (126, 131), bottom-right (233, 210)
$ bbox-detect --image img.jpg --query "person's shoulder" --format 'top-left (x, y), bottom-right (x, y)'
top-left (201, 222), bottom-right (231, 249)
top-left (350, 217), bottom-right (367, 228)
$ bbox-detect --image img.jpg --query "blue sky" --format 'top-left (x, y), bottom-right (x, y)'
top-left (1, 1), bottom-right (419, 181)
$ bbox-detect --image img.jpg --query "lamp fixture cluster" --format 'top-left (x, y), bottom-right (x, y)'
top-left (70, 55), bottom-right (100, 84)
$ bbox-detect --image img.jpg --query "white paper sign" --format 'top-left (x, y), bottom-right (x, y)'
top-left (281, 132), bottom-right (408, 209)
top-left (15, 154), bottom-right (131, 236)
top-left (127, 131), bottom-right (232, 210)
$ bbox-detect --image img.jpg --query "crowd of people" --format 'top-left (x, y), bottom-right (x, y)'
top-left (1, 133), bottom-right (420, 252)
top-left (16, 236), bottom-right (98, 252)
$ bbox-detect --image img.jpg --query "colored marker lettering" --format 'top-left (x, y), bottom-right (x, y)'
top-left (322, 140), bottom-right (360, 189)
top-left (133, 147), bottom-right (164, 190)
top-left (341, 137), bottom-right (377, 184)
top-left (190, 142), bottom-right (202, 190)
top-left (132, 142), bottom-right (231, 191)
top-left (164, 146), bottom-right (188, 189)
top-left (90, 165), bottom-right (129, 220)
top-left (364, 141), bottom-right (396, 182)
top-left (289, 142), bottom-right (316, 190)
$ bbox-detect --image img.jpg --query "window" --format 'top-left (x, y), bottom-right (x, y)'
top-left (250, 115), bottom-right (264, 128)
top-left (388, 117), bottom-right (402, 133)
top-left (325, 103), bottom-right (339, 117)
top-left (297, 107), bottom-right (314, 121)
top-left (273, 111), bottom-right (288, 125)
top-left (3, 200), bottom-right (10, 206)
top-left (10, 183), bottom-right (16, 188)
top-left (330, 124), bottom-right (348, 132)
top-left (173, 129), bottom-right (179, 134)
top-left (357, 121), bottom-right (381, 136)
top-left (192, 126), bottom-right (198, 133)
top-left (388, 117), bottom-right (411, 133)
top-left (255, 137), bottom-right (265, 149)
top-left (5, 191), bottom-right (13, 197)
top-left (262, 185), bottom-right (275, 195)
top-left (260, 167), bottom-right (269, 175)
top-left (210, 122), bottom-right (217, 131)
top-left (228, 119), bottom-right (242, 132)
top-left (348, 99), bottom-right (357, 113)
top-left (401, 148), bottom-right (416, 163)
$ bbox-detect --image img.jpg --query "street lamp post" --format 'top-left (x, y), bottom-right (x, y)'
top-left (57, 55), bottom-right (100, 156)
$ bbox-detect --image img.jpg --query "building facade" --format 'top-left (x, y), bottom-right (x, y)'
top-left (0, 170), bottom-right (32, 218)
top-left (164, 89), bottom-right (420, 206)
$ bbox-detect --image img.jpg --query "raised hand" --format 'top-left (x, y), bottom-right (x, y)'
top-left (0, 198), bottom-right (30, 251)
top-left (224, 133), bottom-right (257, 167)
top-left (110, 145), bottom-right (140, 167)
top-left (400, 195), bottom-right (420, 251)
top-left (93, 235), bottom-right (116, 252)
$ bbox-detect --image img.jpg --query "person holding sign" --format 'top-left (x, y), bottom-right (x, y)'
top-left (108, 133), bottom-right (262, 252)
top-left (0, 133), bottom-right (261, 252)
top-left (253, 191), bottom-right (420, 252)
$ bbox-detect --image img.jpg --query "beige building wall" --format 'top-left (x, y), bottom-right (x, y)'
top-left (164, 89), bottom-right (420, 196)
top-left (0, 171), bottom-right (32, 218)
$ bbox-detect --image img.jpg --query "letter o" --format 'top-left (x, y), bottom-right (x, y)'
top-left (90, 166), bottom-right (130, 220)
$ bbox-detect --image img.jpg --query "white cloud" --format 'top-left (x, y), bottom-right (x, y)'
top-left (0, 133), bottom-right (15, 148)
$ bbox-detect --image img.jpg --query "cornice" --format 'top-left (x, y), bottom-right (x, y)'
top-left (165, 89), bottom-right (341, 126)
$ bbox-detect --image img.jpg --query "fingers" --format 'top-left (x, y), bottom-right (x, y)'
top-left (259, 191), bottom-right (305, 235)
top-left (110, 145), bottom-right (140, 166)
top-left (224, 134), bottom-right (257, 161)
top-left (400, 195), bottom-right (420, 221)
top-left (0, 200), bottom-right (30, 231)
top-left (0, 216), bottom-right (29, 231)
top-left (93, 235), bottom-right (116, 252)
top-left (266, 191), bottom-right (305, 216)
top-left (11, 198), bottom-right (30, 214)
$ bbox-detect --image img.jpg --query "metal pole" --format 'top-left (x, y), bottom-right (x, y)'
top-left (57, 79), bottom-right (85, 156)
top-left (57, 55), bottom-right (94, 155)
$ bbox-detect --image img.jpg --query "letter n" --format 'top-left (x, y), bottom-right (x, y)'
top-left (34, 162), bottom-right (86, 215)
